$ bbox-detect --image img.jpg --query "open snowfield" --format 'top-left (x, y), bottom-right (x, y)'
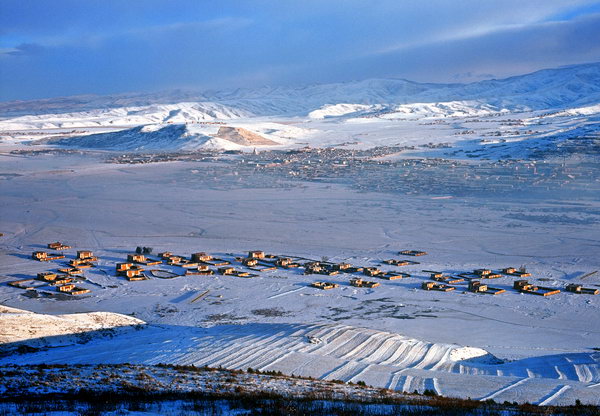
top-left (1, 63), bottom-right (599, 406)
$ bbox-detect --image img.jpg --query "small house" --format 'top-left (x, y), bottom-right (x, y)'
top-left (127, 254), bottom-right (146, 263)
top-left (58, 267), bottom-right (83, 276)
top-left (77, 251), bottom-right (97, 261)
top-left (166, 256), bottom-right (184, 265)
top-left (502, 267), bottom-right (531, 277)
top-left (514, 280), bottom-right (560, 296)
top-left (311, 281), bottom-right (339, 290)
top-left (50, 277), bottom-right (74, 286)
top-left (432, 275), bottom-right (465, 284)
top-left (331, 263), bottom-right (352, 271)
top-left (363, 267), bottom-right (384, 277)
top-left (381, 272), bottom-right (410, 280)
top-left (48, 242), bottom-right (71, 250)
top-left (186, 265), bottom-right (214, 275)
top-left (116, 262), bottom-right (133, 272)
top-left (218, 267), bottom-right (235, 275)
top-left (565, 284), bottom-right (599, 295)
top-left (350, 278), bottom-right (380, 288)
top-left (8, 279), bottom-right (41, 290)
top-left (191, 252), bottom-right (212, 262)
top-left (32, 251), bottom-right (48, 261)
top-left (126, 253), bottom-right (160, 265)
top-left (32, 251), bottom-right (65, 261)
top-left (116, 263), bottom-right (145, 278)
top-left (242, 258), bottom-right (258, 267)
top-left (399, 250), bottom-right (427, 256)
top-left (384, 259), bottom-right (411, 266)
top-left (272, 257), bottom-right (299, 268)
top-left (421, 281), bottom-right (455, 292)
top-left (468, 280), bottom-right (505, 295)
top-left (69, 259), bottom-right (94, 268)
top-left (125, 273), bottom-right (147, 281)
top-left (58, 284), bottom-right (90, 295)
top-left (37, 272), bottom-right (58, 281)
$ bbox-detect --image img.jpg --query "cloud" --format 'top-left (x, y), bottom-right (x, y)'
top-left (1, 42), bottom-right (45, 56)
top-left (1, 1), bottom-right (600, 100)
top-left (291, 11), bottom-right (600, 84)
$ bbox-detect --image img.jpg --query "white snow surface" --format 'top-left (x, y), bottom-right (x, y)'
top-left (0, 102), bottom-right (251, 131)
top-left (308, 103), bottom-right (383, 119)
top-left (0, 306), bottom-right (144, 351)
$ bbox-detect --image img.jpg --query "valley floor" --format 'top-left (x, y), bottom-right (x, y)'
top-left (0, 149), bottom-right (599, 406)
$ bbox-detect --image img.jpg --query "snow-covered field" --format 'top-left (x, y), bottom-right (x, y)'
top-left (1, 63), bottom-right (599, 406)
top-left (1, 152), bottom-right (599, 405)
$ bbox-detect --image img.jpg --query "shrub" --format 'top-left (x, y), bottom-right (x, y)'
top-left (423, 389), bottom-right (437, 397)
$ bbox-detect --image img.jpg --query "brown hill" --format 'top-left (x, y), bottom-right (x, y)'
top-left (215, 126), bottom-right (279, 146)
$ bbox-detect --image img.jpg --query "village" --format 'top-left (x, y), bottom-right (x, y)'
top-left (6, 241), bottom-right (598, 302)
top-left (101, 146), bottom-right (600, 200)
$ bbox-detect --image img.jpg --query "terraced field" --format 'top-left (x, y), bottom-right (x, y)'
top-left (5, 320), bottom-right (599, 405)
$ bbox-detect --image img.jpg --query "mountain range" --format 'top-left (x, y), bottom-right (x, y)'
top-left (1, 62), bottom-right (599, 153)
top-left (2, 62), bottom-right (599, 118)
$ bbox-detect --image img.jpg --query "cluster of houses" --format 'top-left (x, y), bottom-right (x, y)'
top-left (8, 243), bottom-right (599, 301)
top-left (107, 249), bottom-right (422, 289)
top-left (418, 267), bottom-right (599, 297)
top-left (114, 250), bottom-right (283, 280)
top-left (9, 244), bottom-right (94, 296)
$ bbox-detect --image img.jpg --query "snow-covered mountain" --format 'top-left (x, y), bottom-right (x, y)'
top-left (1, 62), bottom-right (599, 152)
top-left (0, 102), bottom-right (252, 130)
top-left (2, 62), bottom-right (599, 118)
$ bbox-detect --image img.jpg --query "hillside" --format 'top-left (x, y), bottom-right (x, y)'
top-left (4, 305), bottom-right (599, 406)
top-left (215, 126), bottom-right (279, 146)
top-left (48, 123), bottom-right (292, 151)
top-left (0, 305), bottom-right (144, 355)
top-left (6, 365), bottom-right (594, 416)
top-left (0, 102), bottom-right (251, 131)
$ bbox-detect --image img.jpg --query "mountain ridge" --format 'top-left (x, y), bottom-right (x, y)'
top-left (2, 62), bottom-right (599, 117)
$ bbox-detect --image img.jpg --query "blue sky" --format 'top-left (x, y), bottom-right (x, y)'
top-left (1, 0), bottom-right (600, 101)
